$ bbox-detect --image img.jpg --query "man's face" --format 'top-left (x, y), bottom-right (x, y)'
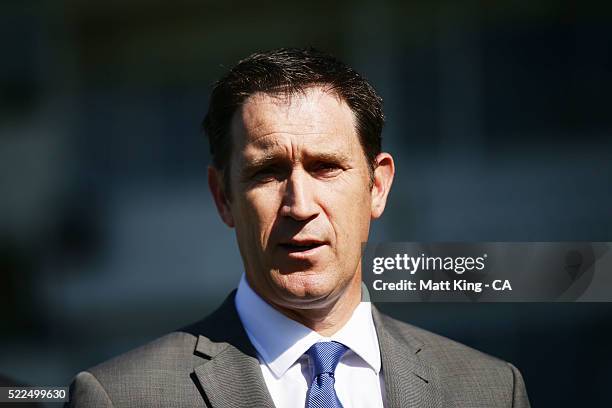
top-left (209, 86), bottom-right (393, 311)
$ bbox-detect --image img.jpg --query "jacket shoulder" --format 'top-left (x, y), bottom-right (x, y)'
top-left (68, 332), bottom-right (205, 407)
top-left (376, 311), bottom-right (530, 407)
top-left (68, 293), bottom-right (241, 407)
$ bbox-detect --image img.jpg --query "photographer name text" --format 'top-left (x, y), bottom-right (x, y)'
top-left (371, 279), bottom-right (512, 293)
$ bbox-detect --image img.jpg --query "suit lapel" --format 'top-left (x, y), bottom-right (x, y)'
top-left (193, 346), bottom-right (275, 408)
top-left (186, 291), bottom-right (275, 408)
top-left (372, 306), bottom-right (443, 408)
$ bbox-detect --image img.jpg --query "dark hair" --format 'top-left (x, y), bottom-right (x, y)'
top-left (202, 47), bottom-right (384, 194)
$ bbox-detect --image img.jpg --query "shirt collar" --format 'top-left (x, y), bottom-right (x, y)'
top-left (234, 274), bottom-right (381, 378)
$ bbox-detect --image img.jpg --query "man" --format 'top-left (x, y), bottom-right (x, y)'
top-left (68, 48), bottom-right (530, 407)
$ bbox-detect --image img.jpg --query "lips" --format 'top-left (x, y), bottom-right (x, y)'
top-left (278, 239), bottom-right (326, 253)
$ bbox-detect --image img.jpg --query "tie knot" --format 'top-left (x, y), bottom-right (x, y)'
top-left (307, 341), bottom-right (349, 377)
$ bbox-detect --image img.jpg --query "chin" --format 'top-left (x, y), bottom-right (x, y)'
top-left (273, 269), bottom-right (345, 303)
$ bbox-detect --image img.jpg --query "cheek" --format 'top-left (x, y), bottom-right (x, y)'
top-left (240, 189), bottom-right (282, 241)
top-left (321, 180), bottom-right (372, 242)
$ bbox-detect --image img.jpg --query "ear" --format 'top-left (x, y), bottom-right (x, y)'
top-left (370, 152), bottom-right (395, 219)
top-left (208, 166), bottom-right (235, 228)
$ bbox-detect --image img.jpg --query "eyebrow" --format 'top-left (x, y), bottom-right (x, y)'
top-left (240, 150), bottom-right (351, 173)
top-left (240, 153), bottom-right (280, 171)
top-left (308, 151), bottom-right (351, 164)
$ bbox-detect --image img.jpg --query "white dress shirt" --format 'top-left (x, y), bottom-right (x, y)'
top-left (234, 274), bottom-right (386, 408)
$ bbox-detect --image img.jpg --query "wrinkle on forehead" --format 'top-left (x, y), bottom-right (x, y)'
top-left (239, 133), bottom-right (357, 171)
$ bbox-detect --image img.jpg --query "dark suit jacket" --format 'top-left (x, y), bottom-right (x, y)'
top-left (67, 291), bottom-right (530, 407)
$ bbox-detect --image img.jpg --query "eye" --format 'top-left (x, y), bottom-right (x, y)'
top-left (251, 166), bottom-right (284, 182)
top-left (311, 162), bottom-right (343, 177)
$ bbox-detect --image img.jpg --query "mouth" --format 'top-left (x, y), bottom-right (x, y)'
top-left (278, 240), bottom-right (327, 256)
top-left (279, 242), bottom-right (324, 252)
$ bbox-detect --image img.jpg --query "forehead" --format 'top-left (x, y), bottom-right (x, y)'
top-left (229, 86), bottom-right (361, 158)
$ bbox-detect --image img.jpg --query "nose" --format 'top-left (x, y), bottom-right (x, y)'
top-left (279, 168), bottom-right (319, 221)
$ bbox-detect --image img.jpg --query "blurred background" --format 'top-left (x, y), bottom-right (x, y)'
top-left (1, 0), bottom-right (611, 406)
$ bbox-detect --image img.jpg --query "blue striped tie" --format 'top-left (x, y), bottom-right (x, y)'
top-left (305, 341), bottom-right (349, 408)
